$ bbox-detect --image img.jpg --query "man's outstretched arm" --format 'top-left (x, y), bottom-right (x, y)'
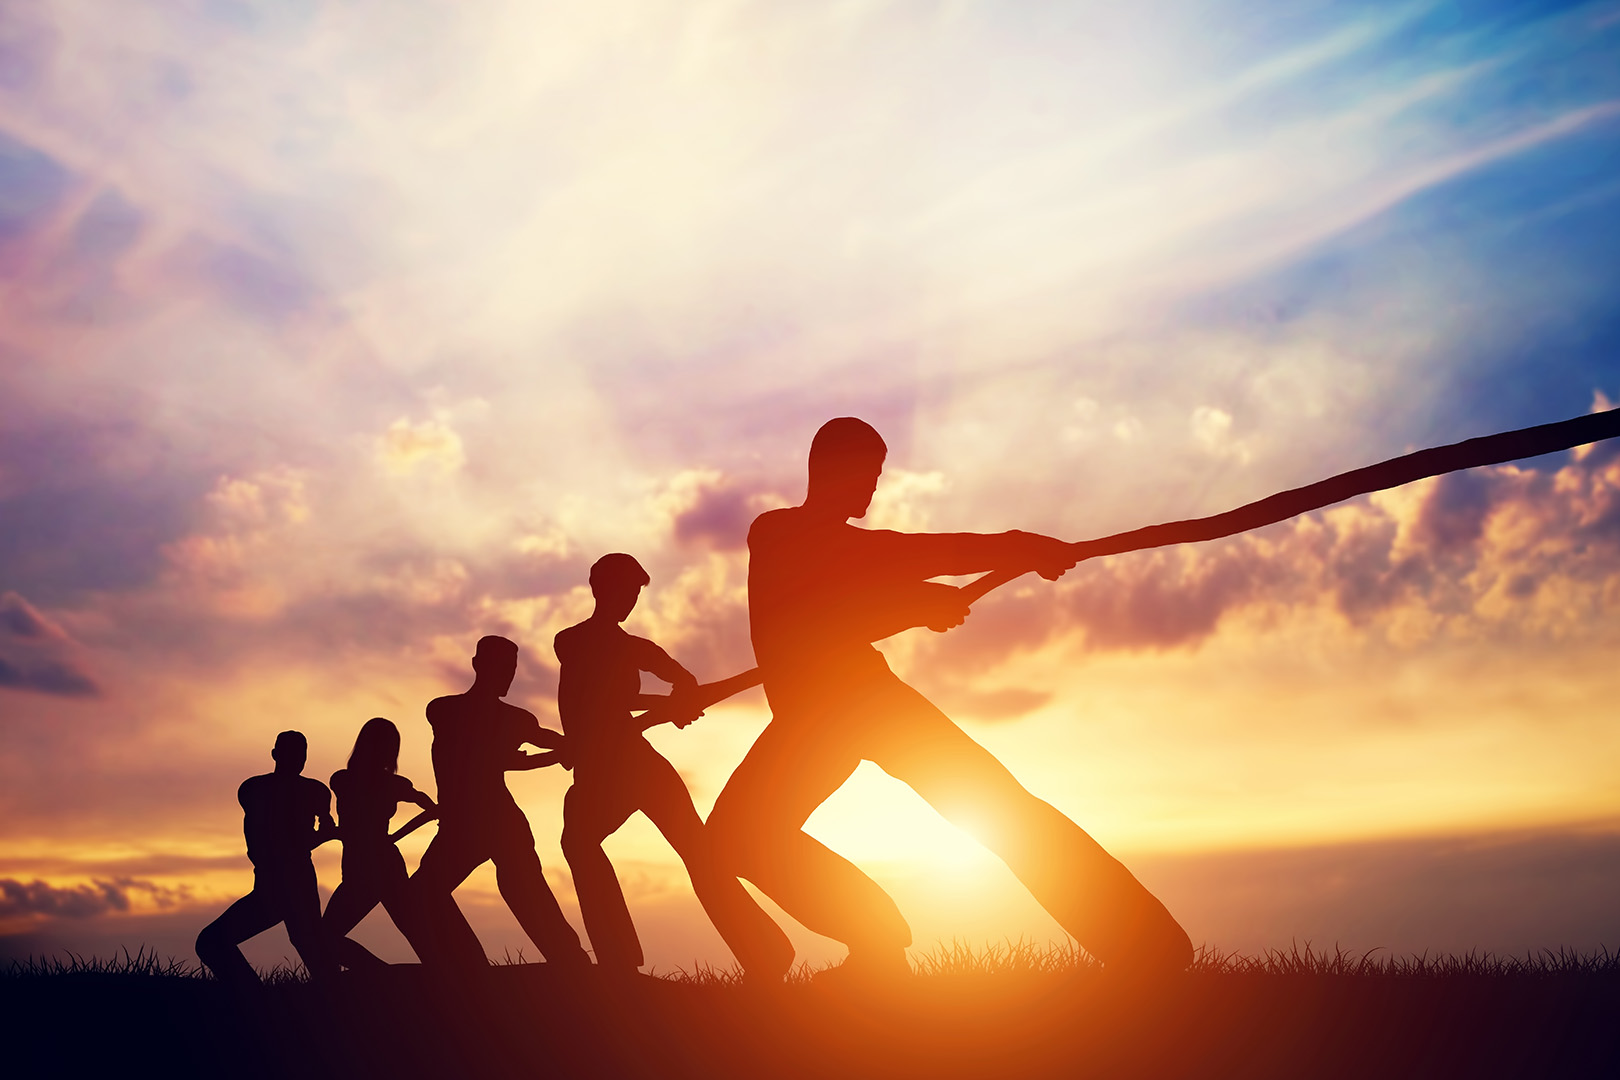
top-left (511, 706), bottom-right (569, 770)
top-left (632, 639), bottom-right (705, 730)
top-left (864, 528), bottom-right (1077, 582)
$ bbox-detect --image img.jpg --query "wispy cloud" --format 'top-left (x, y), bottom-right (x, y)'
top-left (0, 592), bottom-right (98, 697)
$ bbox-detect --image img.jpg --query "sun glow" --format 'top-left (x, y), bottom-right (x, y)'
top-left (804, 763), bottom-right (1004, 875)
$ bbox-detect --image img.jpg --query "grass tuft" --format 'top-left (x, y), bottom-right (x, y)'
top-left (4, 945), bottom-right (200, 979)
top-left (5, 940), bottom-right (1616, 983)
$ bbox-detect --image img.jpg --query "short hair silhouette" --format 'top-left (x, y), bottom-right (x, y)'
top-left (347, 717), bottom-right (401, 774)
top-left (272, 730), bottom-right (307, 766)
top-left (471, 634), bottom-right (518, 677)
top-left (589, 553), bottom-right (650, 595)
top-left (808, 417), bottom-right (887, 476)
top-left (475, 634), bottom-right (518, 659)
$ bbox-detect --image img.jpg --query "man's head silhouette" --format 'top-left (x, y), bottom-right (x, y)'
top-left (472, 635), bottom-right (520, 697)
top-left (271, 730), bottom-right (308, 774)
top-left (589, 553), bottom-right (650, 624)
top-left (807, 417), bottom-right (887, 520)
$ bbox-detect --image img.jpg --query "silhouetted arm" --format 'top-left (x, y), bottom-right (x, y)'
top-left (508, 750), bottom-right (566, 770)
top-left (863, 528), bottom-right (1077, 581)
top-left (389, 809), bottom-right (437, 843)
top-left (852, 580), bottom-right (977, 640)
top-left (311, 786), bottom-right (338, 849)
top-left (510, 706), bottom-right (569, 770)
top-left (404, 782), bottom-right (436, 813)
top-left (630, 638), bottom-right (706, 730)
top-left (638, 666), bottom-right (764, 726)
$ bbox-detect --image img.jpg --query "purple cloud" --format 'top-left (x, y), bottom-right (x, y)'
top-left (0, 592), bottom-right (99, 697)
top-left (0, 877), bottom-right (189, 920)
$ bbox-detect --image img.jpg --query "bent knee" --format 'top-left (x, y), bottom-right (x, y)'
top-left (705, 807), bottom-right (772, 871)
top-left (559, 827), bottom-right (601, 862)
top-left (195, 924), bottom-right (224, 957)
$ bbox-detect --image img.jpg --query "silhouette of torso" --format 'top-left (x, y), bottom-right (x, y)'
top-left (426, 692), bottom-right (542, 825)
top-left (238, 772), bottom-right (330, 869)
top-left (748, 506), bottom-right (938, 697)
top-left (553, 620), bottom-right (662, 765)
top-left (330, 769), bottom-right (416, 854)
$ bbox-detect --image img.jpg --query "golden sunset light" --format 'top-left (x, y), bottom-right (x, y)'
top-left (3, 0), bottom-right (1619, 989)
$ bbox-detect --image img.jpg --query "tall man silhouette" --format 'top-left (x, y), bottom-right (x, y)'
top-left (408, 635), bottom-right (590, 970)
top-left (196, 730), bottom-right (338, 987)
top-left (707, 417), bottom-right (1193, 978)
top-left (555, 553), bottom-right (794, 978)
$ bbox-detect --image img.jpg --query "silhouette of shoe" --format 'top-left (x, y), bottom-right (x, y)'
top-left (812, 946), bottom-right (911, 988)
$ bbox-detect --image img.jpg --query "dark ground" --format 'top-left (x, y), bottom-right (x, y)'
top-left (5, 956), bottom-right (1617, 1079)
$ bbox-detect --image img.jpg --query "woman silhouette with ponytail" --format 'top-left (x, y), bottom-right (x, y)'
top-left (324, 717), bottom-right (438, 969)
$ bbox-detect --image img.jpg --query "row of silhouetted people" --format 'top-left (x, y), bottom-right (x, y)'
top-left (197, 418), bottom-right (1194, 985)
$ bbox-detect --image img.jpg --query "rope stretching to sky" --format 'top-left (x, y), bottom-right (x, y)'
top-left (960, 405), bottom-right (1620, 605)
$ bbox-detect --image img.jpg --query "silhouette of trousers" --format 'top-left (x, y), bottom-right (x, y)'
top-left (561, 740), bottom-right (795, 977)
top-left (324, 845), bottom-right (419, 970)
top-left (708, 670), bottom-right (1194, 971)
top-left (196, 859), bottom-right (335, 986)
top-left (409, 809), bottom-right (590, 970)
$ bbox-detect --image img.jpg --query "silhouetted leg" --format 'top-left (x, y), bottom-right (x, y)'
top-left (410, 828), bottom-right (491, 970)
top-left (867, 678), bottom-right (1193, 972)
top-left (637, 749), bottom-right (795, 979)
top-left (709, 713), bottom-right (912, 956)
top-left (324, 879), bottom-right (388, 971)
top-left (371, 847), bottom-right (428, 965)
top-left (195, 886), bottom-right (279, 988)
top-left (276, 861), bottom-right (338, 980)
top-left (489, 815), bottom-right (591, 969)
top-left (561, 777), bottom-right (642, 970)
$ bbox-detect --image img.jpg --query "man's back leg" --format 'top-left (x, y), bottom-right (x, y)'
top-left (708, 714), bottom-right (911, 963)
top-left (561, 780), bottom-right (643, 971)
top-left (637, 750), bottom-right (795, 979)
top-left (275, 862), bottom-right (338, 980)
top-left (869, 679), bottom-right (1193, 973)
top-left (489, 820), bottom-right (591, 969)
top-left (409, 829), bottom-right (491, 971)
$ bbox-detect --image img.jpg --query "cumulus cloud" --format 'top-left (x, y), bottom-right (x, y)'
top-left (671, 476), bottom-right (766, 551)
top-left (375, 417), bottom-right (466, 477)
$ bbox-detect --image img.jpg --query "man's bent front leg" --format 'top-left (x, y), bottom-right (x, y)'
top-left (491, 842), bottom-right (590, 970)
top-left (708, 717), bottom-right (910, 957)
top-left (195, 889), bottom-right (278, 988)
top-left (278, 863), bottom-right (338, 980)
top-left (408, 832), bottom-right (489, 970)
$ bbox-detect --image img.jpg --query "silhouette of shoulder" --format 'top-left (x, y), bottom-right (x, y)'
top-left (238, 771), bottom-right (329, 808)
top-left (329, 768), bottom-right (414, 800)
top-left (427, 690), bottom-right (542, 741)
top-left (553, 621), bottom-right (593, 663)
top-left (561, 620), bottom-right (679, 681)
top-left (425, 693), bottom-right (459, 727)
top-left (747, 506), bottom-right (800, 547)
